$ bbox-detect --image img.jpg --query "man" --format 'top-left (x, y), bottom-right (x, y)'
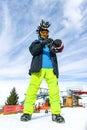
top-left (20, 19), bottom-right (65, 123)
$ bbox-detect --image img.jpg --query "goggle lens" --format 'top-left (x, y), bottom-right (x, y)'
top-left (40, 30), bottom-right (49, 35)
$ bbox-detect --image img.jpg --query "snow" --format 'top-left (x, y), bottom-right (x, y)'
top-left (0, 107), bottom-right (87, 130)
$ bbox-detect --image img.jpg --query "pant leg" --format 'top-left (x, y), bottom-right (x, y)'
top-left (23, 70), bottom-right (44, 114)
top-left (45, 69), bottom-right (61, 114)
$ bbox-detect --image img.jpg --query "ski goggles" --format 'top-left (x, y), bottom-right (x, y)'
top-left (40, 30), bottom-right (49, 36)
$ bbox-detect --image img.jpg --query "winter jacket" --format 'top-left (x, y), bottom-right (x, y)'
top-left (29, 39), bottom-right (59, 78)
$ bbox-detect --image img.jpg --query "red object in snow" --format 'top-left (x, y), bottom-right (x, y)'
top-left (3, 105), bottom-right (24, 114)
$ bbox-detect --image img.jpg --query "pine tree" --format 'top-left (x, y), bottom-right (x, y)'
top-left (5, 87), bottom-right (19, 105)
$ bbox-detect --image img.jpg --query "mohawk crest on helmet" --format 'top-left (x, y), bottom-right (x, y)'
top-left (36, 19), bottom-right (51, 33)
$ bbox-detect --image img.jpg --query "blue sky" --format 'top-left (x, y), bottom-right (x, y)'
top-left (0, 0), bottom-right (87, 104)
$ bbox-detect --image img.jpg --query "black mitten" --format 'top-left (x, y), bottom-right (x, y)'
top-left (53, 39), bottom-right (62, 47)
top-left (42, 38), bottom-right (53, 45)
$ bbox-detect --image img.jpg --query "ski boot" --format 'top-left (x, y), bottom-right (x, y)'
top-left (20, 113), bottom-right (32, 121)
top-left (52, 114), bottom-right (65, 123)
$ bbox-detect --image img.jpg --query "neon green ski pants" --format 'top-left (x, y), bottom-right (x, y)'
top-left (23, 68), bottom-right (61, 114)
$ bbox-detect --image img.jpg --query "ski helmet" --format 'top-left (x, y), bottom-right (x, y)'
top-left (36, 19), bottom-right (51, 38)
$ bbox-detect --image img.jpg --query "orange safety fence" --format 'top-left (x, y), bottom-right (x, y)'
top-left (3, 105), bottom-right (24, 114)
top-left (39, 105), bottom-right (50, 110)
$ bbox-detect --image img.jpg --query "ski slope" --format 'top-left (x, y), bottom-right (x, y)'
top-left (0, 107), bottom-right (87, 130)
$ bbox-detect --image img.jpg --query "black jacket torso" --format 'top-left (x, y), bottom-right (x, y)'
top-left (29, 39), bottom-right (59, 78)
